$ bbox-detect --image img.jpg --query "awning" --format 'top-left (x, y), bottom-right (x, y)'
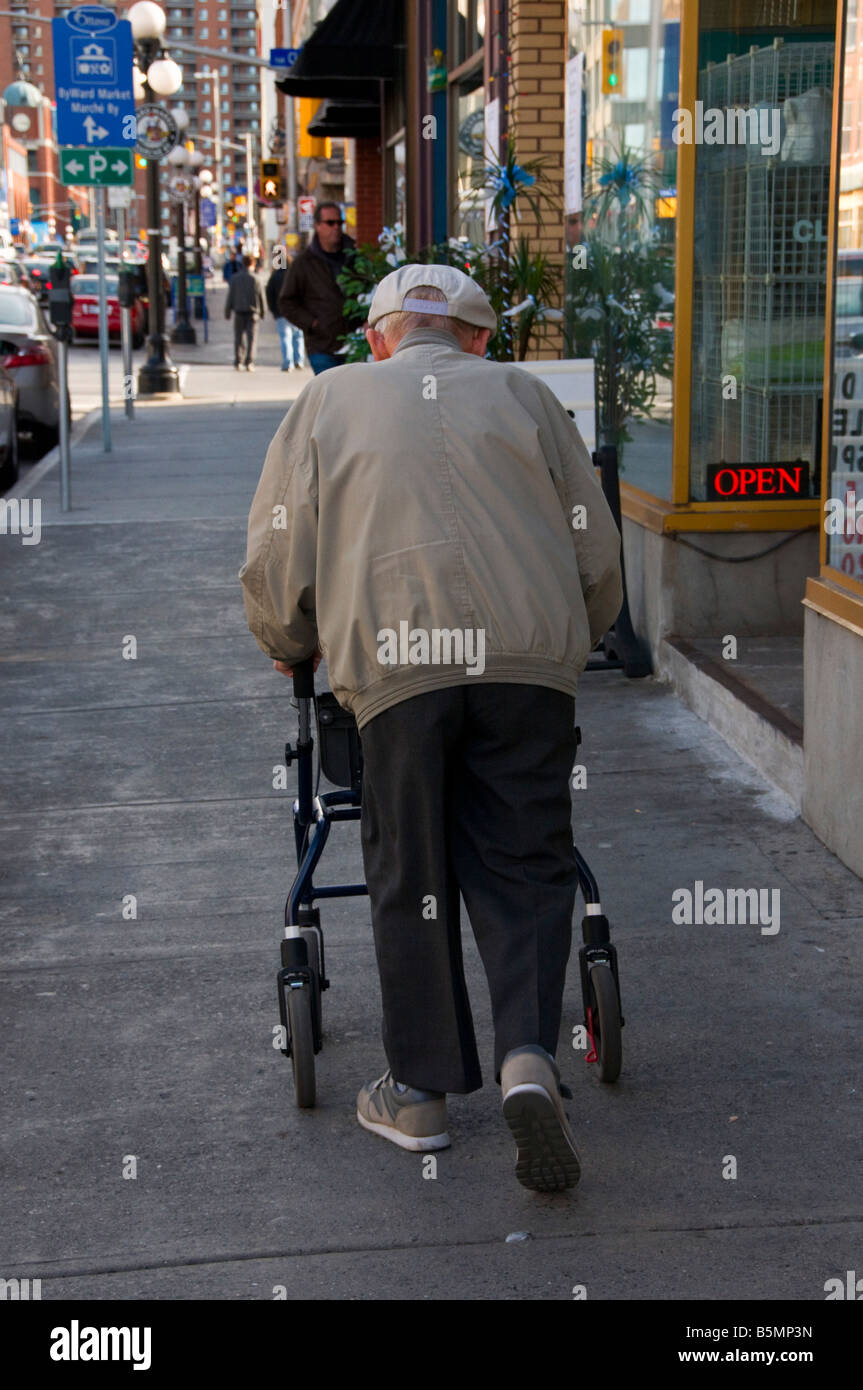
top-left (307, 99), bottom-right (380, 139)
top-left (275, 0), bottom-right (399, 98)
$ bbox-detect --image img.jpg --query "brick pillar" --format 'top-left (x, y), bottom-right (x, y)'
top-left (508, 0), bottom-right (566, 359)
top-left (353, 136), bottom-right (384, 247)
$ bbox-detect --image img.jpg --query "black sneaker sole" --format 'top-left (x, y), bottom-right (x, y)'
top-left (502, 1084), bottom-right (581, 1192)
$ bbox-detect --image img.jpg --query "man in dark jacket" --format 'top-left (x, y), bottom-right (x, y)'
top-left (276, 202), bottom-right (357, 373)
top-left (225, 254), bottom-right (265, 370)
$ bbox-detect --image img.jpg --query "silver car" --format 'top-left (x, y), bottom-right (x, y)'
top-left (0, 286), bottom-right (61, 451)
top-left (0, 361), bottom-right (18, 490)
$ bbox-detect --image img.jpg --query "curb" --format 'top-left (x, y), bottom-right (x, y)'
top-left (4, 408), bottom-right (102, 502)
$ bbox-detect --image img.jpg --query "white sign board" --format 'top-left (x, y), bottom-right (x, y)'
top-left (484, 96), bottom-right (500, 235)
top-left (107, 184), bottom-right (132, 209)
top-left (565, 54), bottom-right (584, 217)
top-left (513, 359), bottom-right (596, 453)
top-left (298, 194), bottom-right (315, 233)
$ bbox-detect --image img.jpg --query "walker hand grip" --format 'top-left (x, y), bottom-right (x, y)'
top-left (292, 659), bottom-right (315, 699)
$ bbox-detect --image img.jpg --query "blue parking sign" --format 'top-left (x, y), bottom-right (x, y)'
top-left (52, 7), bottom-right (136, 148)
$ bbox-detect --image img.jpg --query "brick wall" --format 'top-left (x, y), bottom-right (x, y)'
top-left (508, 0), bottom-right (566, 358)
top-left (353, 137), bottom-right (384, 247)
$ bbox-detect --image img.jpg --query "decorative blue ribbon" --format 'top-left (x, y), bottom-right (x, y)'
top-left (487, 164), bottom-right (536, 210)
top-left (598, 161), bottom-right (638, 206)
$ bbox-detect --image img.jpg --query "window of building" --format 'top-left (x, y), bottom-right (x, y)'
top-left (200, 27), bottom-right (208, 39)
top-left (452, 0), bottom-right (485, 70)
top-left (688, 2), bottom-right (835, 503)
top-left (203, 118), bottom-right (212, 129)
top-left (564, 1), bottom-right (681, 498)
top-left (827, 0), bottom-right (863, 584)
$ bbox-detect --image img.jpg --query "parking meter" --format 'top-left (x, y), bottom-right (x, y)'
top-left (117, 268), bottom-right (137, 309)
top-left (48, 260), bottom-right (73, 330)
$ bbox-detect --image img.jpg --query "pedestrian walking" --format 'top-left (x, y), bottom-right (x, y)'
top-left (240, 265), bottom-right (623, 1192)
top-left (276, 202), bottom-right (358, 374)
top-left (222, 247), bottom-right (239, 284)
top-left (266, 255), bottom-right (305, 372)
top-left (224, 254), bottom-right (265, 371)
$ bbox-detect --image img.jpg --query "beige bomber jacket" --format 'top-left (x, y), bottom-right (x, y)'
top-left (239, 327), bottom-right (623, 730)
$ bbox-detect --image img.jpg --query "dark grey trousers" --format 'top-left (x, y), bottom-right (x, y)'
top-left (233, 312), bottom-right (257, 365)
top-left (359, 683), bottom-right (579, 1094)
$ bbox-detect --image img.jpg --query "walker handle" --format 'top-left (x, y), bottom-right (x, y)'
top-left (292, 658), bottom-right (315, 700)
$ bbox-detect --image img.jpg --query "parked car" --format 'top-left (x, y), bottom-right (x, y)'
top-left (20, 258), bottom-right (56, 306)
top-left (71, 274), bottom-right (146, 349)
top-left (0, 360), bottom-right (18, 490)
top-left (0, 286), bottom-right (61, 451)
top-left (35, 241), bottom-right (72, 260)
top-left (80, 257), bottom-right (121, 276)
top-left (0, 260), bottom-right (29, 291)
top-left (123, 239), bottom-right (148, 264)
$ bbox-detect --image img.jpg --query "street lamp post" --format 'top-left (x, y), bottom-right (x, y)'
top-left (167, 131), bottom-right (195, 344)
top-left (129, 1), bottom-right (183, 395)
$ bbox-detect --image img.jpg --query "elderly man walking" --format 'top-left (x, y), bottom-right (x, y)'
top-left (225, 253), bottom-right (265, 371)
top-left (240, 265), bottom-right (622, 1192)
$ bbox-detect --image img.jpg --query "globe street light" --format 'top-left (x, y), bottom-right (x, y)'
top-left (128, 0), bottom-right (182, 395)
top-left (165, 144), bottom-right (195, 343)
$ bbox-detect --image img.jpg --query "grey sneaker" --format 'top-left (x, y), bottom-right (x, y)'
top-left (356, 1067), bottom-right (450, 1152)
top-left (500, 1045), bottom-right (581, 1192)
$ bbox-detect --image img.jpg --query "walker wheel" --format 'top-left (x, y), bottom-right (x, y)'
top-left (589, 962), bottom-right (622, 1083)
top-left (287, 984), bottom-right (316, 1108)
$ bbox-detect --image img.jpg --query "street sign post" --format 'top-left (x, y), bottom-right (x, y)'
top-left (270, 48), bottom-right (300, 68)
top-left (60, 148), bottom-right (134, 186)
top-left (52, 7), bottom-right (135, 149)
top-left (95, 186), bottom-right (111, 454)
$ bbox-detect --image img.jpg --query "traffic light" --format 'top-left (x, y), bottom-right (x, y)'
top-left (601, 28), bottom-right (624, 96)
top-left (135, 153), bottom-right (148, 169)
top-left (260, 159), bottom-right (282, 202)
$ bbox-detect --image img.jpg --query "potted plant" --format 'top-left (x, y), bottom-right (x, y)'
top-left (565, 142), bottom-right (674, 460)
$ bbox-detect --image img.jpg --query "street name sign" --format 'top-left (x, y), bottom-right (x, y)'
top-left (60, 148), bottom-right (134, 187)
top-left (52, 7), bottom-right (135, 149)
top-left (270, 48), bottom-right (300, 68)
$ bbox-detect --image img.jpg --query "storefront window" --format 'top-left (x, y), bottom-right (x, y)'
top-left (454, 0), bottom-right (486, 69)
top-left (565, 0), bottom-right (680, 498)
top-left (689, 2), bottom-right (836, 503)
top-left (387, 132), bottom-right (406, 231)
top-left (452, 74), bottom-right (485, 243)
top-left (828, 0), bottom-right (863, 581)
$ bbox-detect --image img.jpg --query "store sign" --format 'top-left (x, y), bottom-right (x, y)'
top-left (706, 462), bottom-right (810, 500)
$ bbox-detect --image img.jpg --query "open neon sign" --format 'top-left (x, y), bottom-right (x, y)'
top-left (706, 462), bottom-right (810, 500)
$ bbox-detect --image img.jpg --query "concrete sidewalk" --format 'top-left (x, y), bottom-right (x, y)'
top-left (1, 387), bottom-right (861, 1301)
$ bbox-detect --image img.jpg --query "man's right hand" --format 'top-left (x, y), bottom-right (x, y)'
top-left (273, 648), bottom-right (323, 678)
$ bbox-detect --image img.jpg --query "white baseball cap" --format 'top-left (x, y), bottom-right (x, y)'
top-left (367, 263), bottom-right (497, 331)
